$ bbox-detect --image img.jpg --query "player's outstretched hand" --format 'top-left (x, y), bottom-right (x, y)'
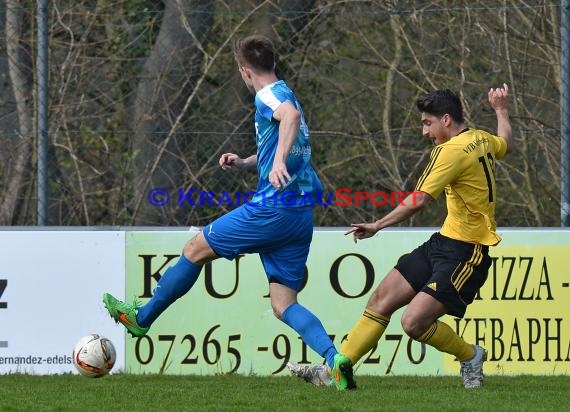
top-left (345, 222), bottom-right (379, 243)
top-left (219, 153), bottom-right (243, 170)
top-left (488, 83), bottom-right (509, 111)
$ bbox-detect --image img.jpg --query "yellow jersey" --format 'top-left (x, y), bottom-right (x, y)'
top-left (415, 128), bottom-right (508, 246)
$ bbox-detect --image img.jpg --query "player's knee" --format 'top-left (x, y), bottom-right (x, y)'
top-left (182, 238), bottom-right (198, 261)
top-left (271, 303), bottom-right (285, 320)
top-left (400, 314), bottom-right (423, 340)
top-left (271, 299), bottom-right (294, 320)
top-left (183, 234), bottom-right (214, 265)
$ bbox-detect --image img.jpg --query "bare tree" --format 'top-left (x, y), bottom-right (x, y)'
top-left (0, 1), bottom-right (561, 226)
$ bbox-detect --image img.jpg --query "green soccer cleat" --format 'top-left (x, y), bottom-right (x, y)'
top-left (332, 353), bottom-right (357, 390)
top-left (102, 292), bottom-right (149, 337)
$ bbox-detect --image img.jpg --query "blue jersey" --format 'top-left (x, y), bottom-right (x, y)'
top-left (250, 80), bottom-right (323, 208)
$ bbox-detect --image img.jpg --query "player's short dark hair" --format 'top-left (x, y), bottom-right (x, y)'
top-left (234, 35), bottom-right (276, 73)
top-left (416, 89), bottom-right (464, 123)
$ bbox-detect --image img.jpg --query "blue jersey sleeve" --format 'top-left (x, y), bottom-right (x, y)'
top-left (256, 85), bottom-right (287, 121)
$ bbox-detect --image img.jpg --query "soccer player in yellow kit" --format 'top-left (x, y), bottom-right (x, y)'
top-left (289, 84), bottom-right (512, 389)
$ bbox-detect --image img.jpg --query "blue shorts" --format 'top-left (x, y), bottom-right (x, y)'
top-left (202, 203), bottom-right (313, 291)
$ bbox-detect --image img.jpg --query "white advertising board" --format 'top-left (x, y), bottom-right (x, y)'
top-left (1, 228), bottom-right (568, 376)
top-left (0, 230), bottom-right (125, 374)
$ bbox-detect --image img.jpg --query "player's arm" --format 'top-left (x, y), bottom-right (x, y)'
top-left (219, 153), bottom-right (257, 170)
top-left (488, 83), bottom-right (513, 153)
top-left (270, 100), bottom-right (300, 189)
top-left (374, 191), bottom-right (432, 229)
top-left (346, 191), bottom-right (433, 242)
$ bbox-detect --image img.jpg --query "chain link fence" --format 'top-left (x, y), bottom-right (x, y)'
top-left (0, 0), bottom-right (563, 226)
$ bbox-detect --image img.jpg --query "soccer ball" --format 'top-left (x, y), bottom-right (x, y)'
top-left (72, 334), bottom-right (116, 378)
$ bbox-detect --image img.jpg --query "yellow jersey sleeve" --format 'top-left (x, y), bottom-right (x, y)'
top-left (491, 134), bottom-right (508, 160)
top-left (415, 145), bottom-right (462, 199)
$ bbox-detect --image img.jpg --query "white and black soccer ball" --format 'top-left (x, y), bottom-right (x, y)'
top-left (72, 334), bottom-right (116, 378)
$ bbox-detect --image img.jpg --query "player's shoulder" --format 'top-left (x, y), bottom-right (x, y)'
top-left (258, 80), bottom-right (295, 104)
top-left (267, 79), bottom-right (292, 95)
top-left (431, 132), bottom-right (476, 162)
top-left (467, 128), bottom-right (507, 152)
top-left (444, 128), bottom-right (502, 149)
top-left (464, 128), bottom-right (503, 142)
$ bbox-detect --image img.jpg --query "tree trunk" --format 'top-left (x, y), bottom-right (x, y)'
top-left (130, 0), bottom-right (214, 225)
top-left (0, 0), bottom-right (34, 224)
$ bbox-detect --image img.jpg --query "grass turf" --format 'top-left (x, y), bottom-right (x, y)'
top-left (0, 374), bottom-right (568, 411)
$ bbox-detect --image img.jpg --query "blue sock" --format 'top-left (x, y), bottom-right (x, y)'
top-left (281, 303), bottom-right (338, 369)
top-left (136, 254), bottom-right (202, 327)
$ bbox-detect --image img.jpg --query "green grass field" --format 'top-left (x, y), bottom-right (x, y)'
top-left (1, 374), bottom-right (569, 411)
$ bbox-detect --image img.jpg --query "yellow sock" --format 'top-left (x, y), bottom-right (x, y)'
top-left (340, 308), bottom-right (390, 364)
top-left (418, 320), bottom-right (474, 361)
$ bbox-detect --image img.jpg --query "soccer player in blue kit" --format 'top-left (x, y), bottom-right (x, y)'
top-left (103, 34), bottom-right (355, 390)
